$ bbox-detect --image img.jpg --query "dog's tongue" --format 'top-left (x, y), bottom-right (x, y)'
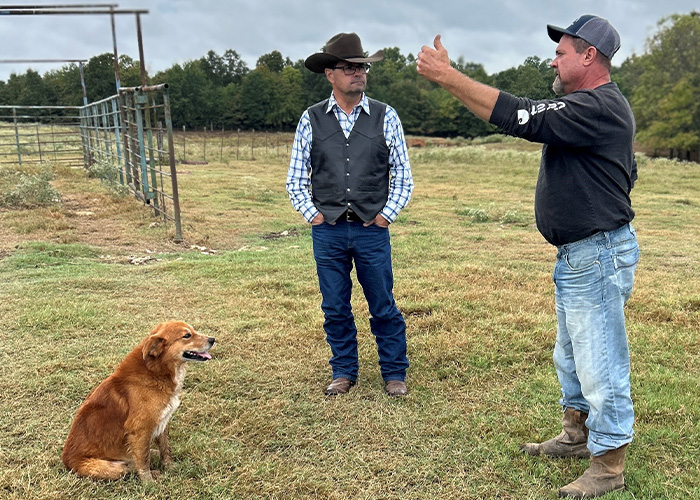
top-left (199, 352), bottom-right (212, 360)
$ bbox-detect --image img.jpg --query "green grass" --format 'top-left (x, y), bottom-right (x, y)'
top-left (0, 138), bottom-right (699, 499)
top-left (0, 164), bottom-right (61, 208)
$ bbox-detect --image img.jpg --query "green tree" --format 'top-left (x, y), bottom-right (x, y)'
top-left (494, 56), bottom-right (554, 100)
top-left (1, 73), bottom-right (25, 105)
top-left (630, 12), bottom-right (700, 157)
top-left (84, 53), bottom-right (141, 101)
top-left (294, 58), bottom-right (330, 106)
top-left (415, 58), bottom-right (497, 137)
top-left (199, 49), bottom-right (249, 86)
top-left (256, 51), bottom-right (290, 72)
top-left (219, 82), bottom-right (244, 129)
top-left (238, 67), bottom-right (275, 129)
top-left (19, 69), bottom-right (55, 107)
top-left (0, 69), bottom-right (55, 117)
top-left (367, 47), bottom-right (408, 103)
top-left (637, 75), bottom-right (699, 155)
top-left (119, 55), bottom-right (143, 88)
top-left (388, 79), bottom-right (433, 135)
top-left (268, 66), bottom-right (305, 129)
top-left (154, 60), bottom-right (218, 128)
top-left (611, 55), bottom-right (644, 100)
top-left (44, 64), bottom-right (86, 106)
top-left (84, 53), bottom-right (120, 101)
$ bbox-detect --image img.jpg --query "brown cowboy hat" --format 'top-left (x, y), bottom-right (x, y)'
top-left (304, 32), bottom-right (384, 73)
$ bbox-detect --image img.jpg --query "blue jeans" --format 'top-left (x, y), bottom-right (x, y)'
top-left (311, 220), bottom-right (408, 382)
top-left (552, 223), bottom-right (639, 456)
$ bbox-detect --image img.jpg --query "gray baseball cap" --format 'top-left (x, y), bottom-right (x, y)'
top-left (547, 15), bottom-right (621, 59)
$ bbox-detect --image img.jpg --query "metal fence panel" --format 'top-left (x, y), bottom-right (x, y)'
top-left (0, 84), bottom-right (182, 241)
top-left (0, 105), bottom-right (84, 167)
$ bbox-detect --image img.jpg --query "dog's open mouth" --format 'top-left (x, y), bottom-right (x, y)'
top-left (182, 351), bottom-right (212, 362)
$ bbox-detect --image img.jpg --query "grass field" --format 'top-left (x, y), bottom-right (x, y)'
top-left (0, 137), bottom-right (698, 499)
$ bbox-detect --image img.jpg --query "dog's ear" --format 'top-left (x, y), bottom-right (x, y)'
top-left (149, 322), bottom-right (165, 336)
top-left (143, 335), bottom-right (167, 360)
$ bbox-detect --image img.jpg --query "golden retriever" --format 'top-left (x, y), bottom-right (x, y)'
top-left (61, 321), bottom-right (215, 482)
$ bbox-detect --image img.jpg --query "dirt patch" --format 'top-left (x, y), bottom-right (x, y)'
top-left (261, 228), bottom-right (299, 240)
top-left (0, 162), bottom-right (300, 258)
top-left (0, 190), bottom-right (188, 256)
top-left (408, 138), bottom-right (426, 148)
top-left (404, 307), bottom-right (433, 318)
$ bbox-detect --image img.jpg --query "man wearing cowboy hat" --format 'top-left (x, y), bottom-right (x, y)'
top-left (286, 33), bottom-right (414, 397)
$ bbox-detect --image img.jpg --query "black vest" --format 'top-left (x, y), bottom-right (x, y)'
top-left (308, 98), bottom-right (390, 223)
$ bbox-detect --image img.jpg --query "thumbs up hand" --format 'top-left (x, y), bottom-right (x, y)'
top-left (417, 34), bottom-right (451, 83)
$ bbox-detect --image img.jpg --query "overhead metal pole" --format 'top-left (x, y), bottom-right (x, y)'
top-left (0, 58), bottom-right (87, 63)
top-left (0, 8), bottom-right (147, 15)
top-left (0, 6), bottom-right (149, 92)
top-left (135, 12), bottom-right (147, 87)
top-left (109, 6), bottom-right (121, 94)
top-left (0, 58), bottom-right (89, 104)
top-left (1, 5), bottom-right (151, 177)
top-left (78, 62), bottom-right (88, 106)
top-left (0, 4), bottom-right (118, 8)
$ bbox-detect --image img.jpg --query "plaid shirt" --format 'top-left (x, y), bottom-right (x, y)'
top-left (286, 92), bottom-right (413, 223)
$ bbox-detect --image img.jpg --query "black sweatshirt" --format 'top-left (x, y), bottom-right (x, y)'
top-left (489, 82), bottom-right (637, 246)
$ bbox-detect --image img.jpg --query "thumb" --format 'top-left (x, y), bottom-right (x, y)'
top-left (433, 34), bottom-right (444, 51)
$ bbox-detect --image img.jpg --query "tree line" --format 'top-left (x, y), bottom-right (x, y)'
top-left (0, 12), bottom-right (697, 157)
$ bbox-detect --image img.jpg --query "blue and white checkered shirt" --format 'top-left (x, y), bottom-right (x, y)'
top-left (286, 92), bottom-right (413, 223)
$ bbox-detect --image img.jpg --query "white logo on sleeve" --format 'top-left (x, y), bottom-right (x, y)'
top-left (517, 109), bottom-right (530, 124)
top-left (517, 101), bottom-right (566, 126)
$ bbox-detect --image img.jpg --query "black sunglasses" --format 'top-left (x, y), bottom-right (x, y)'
top-left (331, 63), bottom-right (371, 75)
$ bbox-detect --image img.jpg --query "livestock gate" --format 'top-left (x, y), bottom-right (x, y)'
top-left (0, 83), bottom-right (182, 241)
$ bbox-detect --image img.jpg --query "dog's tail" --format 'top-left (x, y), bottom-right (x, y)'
top-left (70, 458), bottom-right (129, 480)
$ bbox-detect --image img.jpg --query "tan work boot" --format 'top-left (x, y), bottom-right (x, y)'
top-left (521, 408), bottom-right (590, 458)
top-left (558, 445), bottom-right (627, 498)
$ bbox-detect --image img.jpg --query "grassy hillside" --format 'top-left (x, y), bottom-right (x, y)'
top-left (0, 139), bottom-right (698, 499)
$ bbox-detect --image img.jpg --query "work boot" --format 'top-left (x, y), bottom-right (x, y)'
top-left (558, 445), bottom-right (627, 498)
top-left (324, 377), bottom-right (355, 396)
top-left (521, 408), bottom-right (590, 458)
top-left (384, 380), bottom-right (408, 397)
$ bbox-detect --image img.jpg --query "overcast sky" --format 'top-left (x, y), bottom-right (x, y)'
top-left (0, 0), bottom-right (697, 83)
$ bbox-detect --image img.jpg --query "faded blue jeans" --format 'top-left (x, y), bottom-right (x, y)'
top-left (311, 219), bottom-right (408, 382)
top-left (552, 223), bottom-right (639, 456)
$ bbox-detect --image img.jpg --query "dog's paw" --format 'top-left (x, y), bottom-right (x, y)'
top-left (137, 469), bottom-right (156, 482)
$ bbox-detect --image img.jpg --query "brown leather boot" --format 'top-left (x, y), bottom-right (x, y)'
top-left (324, 377), bottom-right (355, 396)
top-left (558, 445), bottom-right (627, 498)
top-left (521, 408), bottom-right (590, 458)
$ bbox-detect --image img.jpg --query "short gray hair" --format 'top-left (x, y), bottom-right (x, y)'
top-left (571, 37), bottom-right (611, 72)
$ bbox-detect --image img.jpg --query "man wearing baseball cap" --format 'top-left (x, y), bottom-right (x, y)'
top-left (418, 15), bottom-right (638, 498)
top-left (287, 33), bottom-right (414, 398)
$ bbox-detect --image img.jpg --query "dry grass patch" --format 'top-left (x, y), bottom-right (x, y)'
top-left (0, 140), bottom-right (699, 499)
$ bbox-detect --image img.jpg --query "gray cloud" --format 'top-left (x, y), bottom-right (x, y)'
top-left (0, 0), bottom-right (696, 82)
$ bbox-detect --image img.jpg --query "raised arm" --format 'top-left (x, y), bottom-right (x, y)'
top-left (417, 35), bottom-right (500, 122)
